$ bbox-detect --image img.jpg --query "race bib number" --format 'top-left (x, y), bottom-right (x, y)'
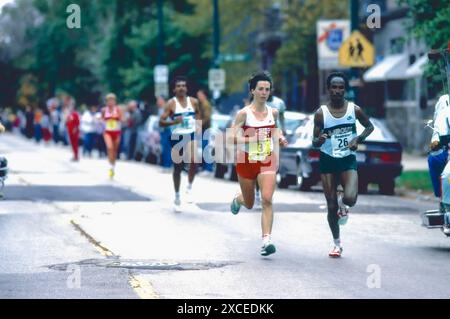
top-left (106, 119), bottom-right (120, 131)
top-left (182, 116), bottom-right (195, 130)
top-left (249, 128), bottom-right (271, 161)
top-left (331, 131), bottom-right (352, 157)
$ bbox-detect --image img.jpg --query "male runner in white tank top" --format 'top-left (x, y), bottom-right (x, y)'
top-left (159, 76), bottom-right (201, 211)
top-left (313, 72), bottom-right (374, 258)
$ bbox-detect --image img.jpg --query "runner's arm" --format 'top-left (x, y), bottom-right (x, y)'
top-left (272, 108), bottom-right (287, 146)
top-left (228, 110), bottom-right (256, 145)
top-left (312, 109), bottom-right (327, 148)
top-left (354, 105), bottom-right (374, 143)
top-left (159, 100), bottom-right (181, 127)
top-left (191, 97), bottom-right (202, 134)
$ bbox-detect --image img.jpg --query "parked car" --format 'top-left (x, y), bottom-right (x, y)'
top-left (134, 115), bottom-right (161, 164)
top-left (208, 113), bottom-right (234, 179)
top-left (278, 114), bottom-right (403, 195)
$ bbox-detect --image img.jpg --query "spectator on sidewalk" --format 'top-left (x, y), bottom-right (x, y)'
top-left (428, 94), bottom-right (450, 197)
top-left (197, 89), bottom-right (213, 172)
top-left (66, 102), bottom-right (80, 162)
top-left (41, 109), bottom-right (52, 144)
top-left (24, 106), bottom-right (34, 139)
top-left (81, 105), bottom-right (98, 157)
top-left (33, 107), bottom-right (43, 143)
top-left (125, 100), bottom-right (142, 160)
top-left (157, 96), bottom-right (172, 169)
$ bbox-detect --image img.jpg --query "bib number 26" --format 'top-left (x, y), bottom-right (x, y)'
top-left (337, 138), bottom-right (348, 148)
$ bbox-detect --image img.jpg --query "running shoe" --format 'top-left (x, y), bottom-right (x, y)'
top-left (328, 246), bottom-right (343, 258)
top-left (174, 197), bottom-right (181, 212)
top-left (260, 242), bottom-right (276, 256)
top-left (108, 168), bottom-right (115, 179)
top-left (185, 188), bottom-right (194, 203)
top-left (443, 213), bottom-right (450, 236)
top-left (230, 196), bottom-right (241, 215)
top-left (443, 225), bottom-right (450, 236)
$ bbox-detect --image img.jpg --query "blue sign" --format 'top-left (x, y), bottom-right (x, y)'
top-left (327, 29), bottom-right (343, 52)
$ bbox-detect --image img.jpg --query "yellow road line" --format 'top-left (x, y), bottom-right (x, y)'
top-left (129, 275), bottom-right (159, 299)
top-left (70, 219), bottom-right (114, 257)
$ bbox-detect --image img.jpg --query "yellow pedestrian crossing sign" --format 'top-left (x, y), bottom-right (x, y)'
top-left (338, 30), bottom-right (375, 67)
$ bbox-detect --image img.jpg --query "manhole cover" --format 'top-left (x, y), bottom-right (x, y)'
top-left (48, 259), bottom-right (238, 271)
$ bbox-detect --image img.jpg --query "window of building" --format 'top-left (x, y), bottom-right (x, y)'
top-left (390, 37), bottom-right (404, 54)
top-left (386, 80), bottom-right (406, 100)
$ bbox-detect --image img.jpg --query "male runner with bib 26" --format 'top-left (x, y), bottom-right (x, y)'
top-left (313, 72), bottom-right (373, 258)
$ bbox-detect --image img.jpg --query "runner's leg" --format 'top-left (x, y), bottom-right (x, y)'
top-left (237, 175), bottom-right (256, 209)
top-left (340, 170), bottom-right (358, 207)
top-left (257, 172), bottom-right (276, 236)
top-left (321, 173), bottom-right (339, 240)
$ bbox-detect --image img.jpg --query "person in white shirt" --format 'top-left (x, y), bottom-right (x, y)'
top-left (81, 105), bottom-right (99, 157)
top-left (428, 94), bottom-right (450, 197)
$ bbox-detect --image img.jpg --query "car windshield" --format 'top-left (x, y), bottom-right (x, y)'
top-left (285, 118), bottom-right (306, 134)
top-left (211, 115), bottom-right (231, 130)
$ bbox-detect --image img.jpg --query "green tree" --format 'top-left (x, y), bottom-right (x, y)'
top-left (400, 0), bottom-right (450, 95)
top-left (272, 0), bottom-right (348, 109)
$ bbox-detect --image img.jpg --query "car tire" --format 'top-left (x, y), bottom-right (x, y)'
top-left (298, 176), bottom-right (313, 191)
top-left (277, 174), bottom-right (289, 189)
top-left (134, 151), bottom-right (143, 162)
top-left (230, 165), bottom-right (238, 181)
top-left (379, 179), bottom-right (395, 195)
top-left (358, 180), bottom-right (368, 194)
top-left (214, 163), bottom-right (226, 179)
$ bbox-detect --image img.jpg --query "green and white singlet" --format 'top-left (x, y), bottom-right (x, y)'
top-left (320, 102), bottom-right (357, 158)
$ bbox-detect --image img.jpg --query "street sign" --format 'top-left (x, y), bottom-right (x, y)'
top-left (218, 53), bottom-right (250, 62)
top-left (154, 82), bottom-right (169, 98)
top-left (338, 31), bottom-right (375, 68)
top-left (317, 20), bottom-right (350, 70)
top-left (154, 65), bottom-right (169, 84)
top-left (208, 68), bottom-right (226, 91)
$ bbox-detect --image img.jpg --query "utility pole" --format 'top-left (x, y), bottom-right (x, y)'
top-left (212, 0), bottom-right (220, 68)
top-left (157, 0), bottom-right (164, 65)
top-left (210, 0), bottom-right (222, 108)
top-left (349, 0), bottom-right (359, 102)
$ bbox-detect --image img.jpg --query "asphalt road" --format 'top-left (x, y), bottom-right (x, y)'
top-left (1, 133), bottom-right (449, 299)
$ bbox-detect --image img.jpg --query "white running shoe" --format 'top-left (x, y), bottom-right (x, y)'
top-left (185, 188), bottom-right (194, 204)
top-left (260, 238), bottom-right (276, 256)
top-left (443, 224), bottom-right (450, 236)
top-left (174, 197), bottom-right (181, 212)
top-left (328, 246), bottom-right (343, 258)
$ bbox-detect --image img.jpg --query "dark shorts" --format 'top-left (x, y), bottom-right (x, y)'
top-left (170, 132), bottom-right (195, 148)
top-left (319, 152), bottom-right (357, 174)
top-left (170, 132), bottom-right (195, 165)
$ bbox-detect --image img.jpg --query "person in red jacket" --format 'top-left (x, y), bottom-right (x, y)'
top-left (66, 102), bottom-right (80, 162)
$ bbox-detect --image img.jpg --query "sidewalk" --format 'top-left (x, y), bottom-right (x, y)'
top-left (402, 153), bottom-right (428, 171)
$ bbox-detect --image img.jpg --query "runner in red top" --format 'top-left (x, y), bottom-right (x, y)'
top-left (229, 71), bottom-right (288, 257)
top-left (101, 93), bottom-right (123, 179)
